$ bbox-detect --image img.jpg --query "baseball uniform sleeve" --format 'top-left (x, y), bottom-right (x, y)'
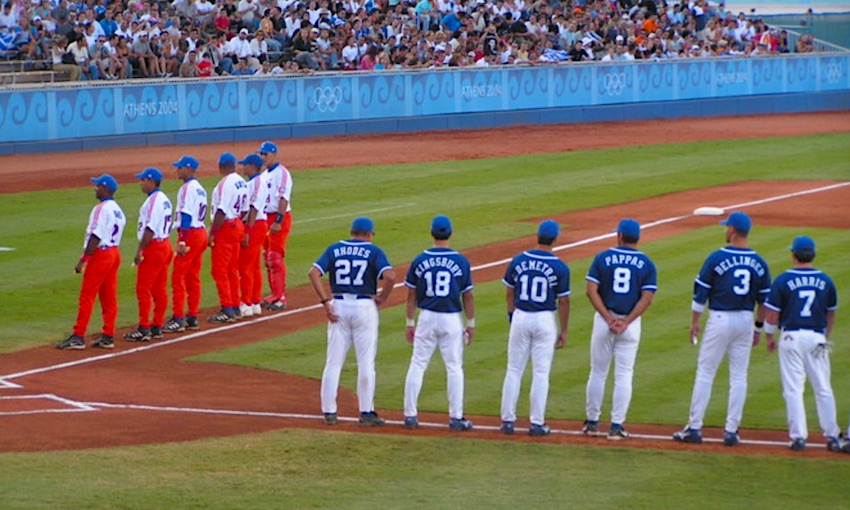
top-left (375, 248), bottom-right (392, 279)
top-left (827, 279), bottom-right (838, 311)
top-left (459, 257), bottom-right (473, 293)
top-left (502, 258), bottom-right (517, 288)
top-left (756, 259), bottom-right (771, 303)
top-left (88, 203), bottom-right (109, 244)
top-left (764, 280), bottom-right (784, 313)
top-left (313, 246), bottom-right (333, 276)
top-left (642, 259), bottom-right (658, 292)
top-left (585, 253), bottom-right (603, 284)
top-left (693, 255), bottom-right (714, 304)
top-left (555, 261), bottom-right (571, 297)
top-left (404, 261), bottom-right (418, 289)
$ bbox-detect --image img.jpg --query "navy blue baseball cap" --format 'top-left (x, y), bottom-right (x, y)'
top-left (351, 217), bottom-right (374, 233)
top-left (538, 220), bottom-right (560, 238)
top-left (134, 167), bottom-right (163, 182)
top-left (259, 141), bottom-right (278, 154)
top-left (238, 153), bottom-right (264, 167)
top-left (720, 211), bottom-right (751, 233)
top-left (172, 155), bottom-right (199, 170)
top-left (218, 152), bottom-right (236, 166)
top-left (90, 174), bottom-right (118, 192)
top-left (431, 215), bottom-right (452, 236)
top-left (616, 218), bottom-right (640, 239)
top-left (790, 236), bottom-right (815, 256)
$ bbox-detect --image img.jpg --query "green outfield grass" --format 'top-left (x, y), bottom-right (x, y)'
top-left (0, 133), bottom-right (849, 509)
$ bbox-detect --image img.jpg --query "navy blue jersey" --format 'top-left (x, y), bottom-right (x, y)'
top-left (405, 247), bottom-right (472, 313)
top-left (503, 250), bottom-right (570, 312)
top-left (765, 268), bottom-right (838, 332)
top-left (586, 246), bottom-right (658, 315)
top-left (694, 247), bottom-right (771, 311)
top-left (313, 239), bottom-right (392, 295)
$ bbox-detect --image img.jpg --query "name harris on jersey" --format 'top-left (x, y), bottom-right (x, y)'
top-left (413, 256), bottom-right (463, 278)
top-left (512, 258), bottom-right (558, 285)
top-left (786, 274), bottom-right (827, 291)
top-left (713, 255), bottom-right (766, 277)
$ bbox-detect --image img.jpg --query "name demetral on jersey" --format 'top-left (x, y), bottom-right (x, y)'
top-left (405, 247), bottom-right (473, 313)
top-left (765, 268), bottom-right (838, 332)
top-left (503, 250), bottom-right (570, 312)
top-left (85, 199), bottom-right (126, 248)
top-left (137, 190), bottom-right (172, 241)
top-left (313, 240), bottom-right (392, 295)
top-left (587, 246), bottom-right (657, 315)
top-left (694, 247), bottom-right (771, 311)
top-left (263, 162), bottom-right (293, 214)
top-left (246, 172), bottom-right (270, 221)
top-left (212, 173), bottom-right (248, 220)
top-left (177, 178), bottom-right (208, 229)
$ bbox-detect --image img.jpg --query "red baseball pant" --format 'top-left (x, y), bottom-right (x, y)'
top-left (172, 227), bottom-right (208, 318)
top-left (74, 247), bottom-right (121, 337)
top-left (211, 219), bottom-right (244, 309)
top-left (137, 239), bottom-right (174, 328)
top-left (240, 219), bottom-right (268, 305)
top-left (264, 211), bottom-right (291, 302)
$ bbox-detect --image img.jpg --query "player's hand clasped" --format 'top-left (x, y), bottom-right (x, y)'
top-left (322, 299), bottom-right (338, 323)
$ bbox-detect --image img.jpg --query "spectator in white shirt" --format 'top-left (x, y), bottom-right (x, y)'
top-left (238, 0), bottom-right (260, 24)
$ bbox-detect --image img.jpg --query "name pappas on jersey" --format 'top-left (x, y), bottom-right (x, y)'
top-left (503, 250), bottom-right (570, 312)
top-left (694, 247), bottom-right (771, 311)
top-left (406, 247), bottom-right (472, 313)
top-left (587, 246), bottom-right (657, 315)
top-left (313, 239), bottom-right (392, 295)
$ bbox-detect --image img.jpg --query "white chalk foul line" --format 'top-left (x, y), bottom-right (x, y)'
top-left (0, 247), bottom-right (16, 252)
top-left (0, 393), bottom-right (98, 416)
top-left (0, 180), bottom-right (846, 388)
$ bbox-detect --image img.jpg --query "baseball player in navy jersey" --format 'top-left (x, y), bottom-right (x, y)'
top-left (308, 217), bottom-right (396, 427)
top-left (500, 220), bottom-right (571, 437)
top-left (403, 216), bottom-right (475, 431)
top-left (582, 219), bottom-right (657, 440)
top-left (764, 236), bottom-right (845, 452)
top-left (674, 212), bottom-right (771, 446)
top-left (164, 156), bottom-right (208, 333)
top-left (125, 168), bottom-right (174, 342)
top-left (57, 175), bottom-right (126, 350)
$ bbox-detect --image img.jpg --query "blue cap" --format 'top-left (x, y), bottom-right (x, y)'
top-left (134, 167), bottom-right (163, 182)
top-left (431, 215), bottom-right (452, 236)
top-left (720, 211), bottom-right (751, 233)
top-left (259, 141), bottom-right (278, 154)
top-left (790, 236), bottom-right (815, 256)
top-left (172, 155), bottom-right (199, 170)
top-left (351, 217), bottom-right (374, 233)
top-left (218, 152), bottom-right (236, 166)
top-left (538, 220), bottom-right (560, 238)
top-left (90, 174), bottom-right (118, 192)
top-left (238, 153), bottom-right (265, 167)
top-left (616, 218), bottom-right (641, 239)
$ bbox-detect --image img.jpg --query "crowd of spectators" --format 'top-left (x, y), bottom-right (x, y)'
top-left (0, 0), bottom-right (824, 81)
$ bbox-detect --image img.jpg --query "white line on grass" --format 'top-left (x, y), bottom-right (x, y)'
top-left (293, 203), bottom-right (416, 225)
top-left (0, 247), bottom-right (16, 252)
top-left (0, 181), bottom-right (846, 386)
top-left (86, 402), bottom-right (810, 449)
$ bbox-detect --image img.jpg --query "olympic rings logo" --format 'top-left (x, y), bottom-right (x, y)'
top-left (825, 62), bottom-right (842, 84)
top-left (314, 86), bottom-right (343, 112)
top-left (603, 72), bottom-right (627, 96)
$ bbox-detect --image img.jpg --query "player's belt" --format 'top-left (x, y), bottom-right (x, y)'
top-left (783, 327), bottom-right (826, 334)
top-left (333, 294), bottom-right (373, 301)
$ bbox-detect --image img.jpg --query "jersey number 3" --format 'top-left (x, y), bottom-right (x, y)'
top-left (732, 268), bottom-right (751, 296)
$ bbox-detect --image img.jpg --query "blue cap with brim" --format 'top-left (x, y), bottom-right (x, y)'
top-left (790, 236), bottom-right (815, 256)
top-left (720, 211), bottom-right (751, 233)
top-left (172, 155), bottom-right (199, 170)
top-left (218, 152), bottom-right (236, 166)
top-left (238, 154), bottom-right (265, 167)
top-left (134, 167), bottom-right (163, 182)
top-left (431, 215), bottom-right (452, 236)
top-left (90, 174), bottom-right (118, 192)
top-left (259, 141), bottom-right (278, 154)
top-left (538, 220), bottom-right (560, 238)
top-left (616, 218), bottom-right (640, 239)
top-left (351, 217), bottom-right (374, 233)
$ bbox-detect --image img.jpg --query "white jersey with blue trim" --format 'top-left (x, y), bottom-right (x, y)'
top-left (503, 249), bottom-right (570, 312)
top-left (765, 268), bottom-right (837, 332)
top-left (586, 246), bottom-right (657, 315)
top-left (313, 239), bottom-right (392, 296)
top-left (405, 247), bottom-right (472, 313)
top-left (693, 246), bottom-right (771, 311)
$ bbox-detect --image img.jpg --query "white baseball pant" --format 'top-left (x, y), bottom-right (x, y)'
top-left (586, 312), bottom-right (641, 425)
top-left (320, 297), bottom-right (379, 414)
top-left (404, 309), bottom-right (465, 420)
top-left (687, 310), bottom-right (753, 432)
top-left (778, 329), bottom-right (839, 440)
top-left (501, 309), bottom-right (558, 426)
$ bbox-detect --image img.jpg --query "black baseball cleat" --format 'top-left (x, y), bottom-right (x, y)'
top-left (56, 334), bottom-right (85, 350)
top-left (208, 310), bottom-right (236, 324)
top-left (150, 326), bottom-right (163, 339)
top-left (91, 335), bottom-right (114, 349)
top-left (323, 413), bottom-right (338, 425)
top-left (186, 316), bottom-right (200, 330)
top-left (124, 327), bottom-right (152, 342)
top-left (162, 317), bottom-right (186, 333)
top-left (358, 411), bottom-right (385, 427)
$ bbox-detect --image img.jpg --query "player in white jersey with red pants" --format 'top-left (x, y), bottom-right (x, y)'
top-left (237, 153), bottom-right (270, 318)
top-left (500, 220), bottom-right (571, 437)
top-left (164, 155), bottom-right (209, 333)
top-left (58, 175), bottom-right (127, 350)
top-left (259, 141), bottom-right (293, 311)
top-left (208, 153), bottom-right (248, 323)
top-left (764, 236), bottom-right (845, 452)
top-left (125, 168), bottom-right (174, 342)
top-left (403, 215), bottom-right (476, 431)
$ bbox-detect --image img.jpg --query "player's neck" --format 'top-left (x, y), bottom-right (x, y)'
top-left (794, 262), bottom-right (815, 269)
top-left (433, 240), bottom-right (450, 248)
top-left (535, 244), bottom-right (552, 252)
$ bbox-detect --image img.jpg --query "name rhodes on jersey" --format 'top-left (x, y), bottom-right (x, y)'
top-left (713, 255), bottom-right (766, 277)
top-left (412, 256), bottom-right (463, 278)
top-left (333, 245), bottom-right (372, 258)
top-left (786, 275), bottom-right (827, 291)
top-left (511, 259), bottom-right (558, 284)
top-left (603, 253), bottom-right (646, 269)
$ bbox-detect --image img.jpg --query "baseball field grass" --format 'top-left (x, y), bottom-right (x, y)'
top-left (1, 133), bottom-right (849, 508)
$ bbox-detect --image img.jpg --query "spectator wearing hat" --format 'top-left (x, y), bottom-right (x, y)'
top-left (220, 27), bottom-right (256, 74)
top-left (131, 31), bottom-right (160, 77)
